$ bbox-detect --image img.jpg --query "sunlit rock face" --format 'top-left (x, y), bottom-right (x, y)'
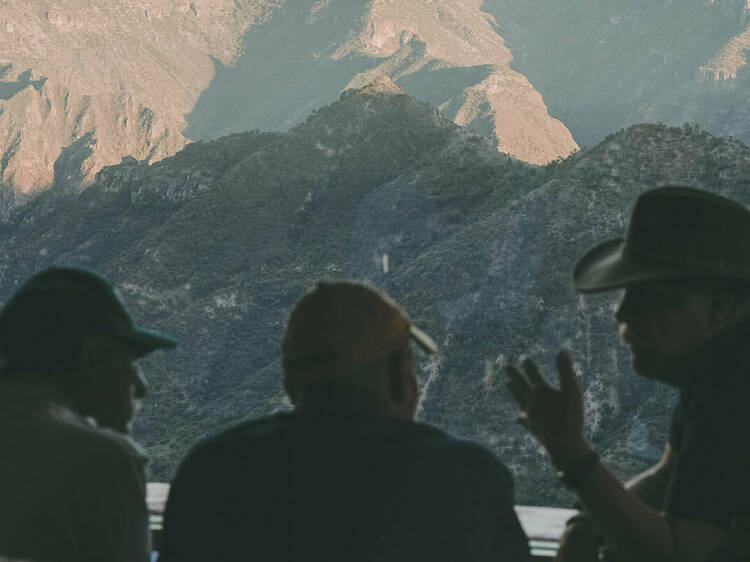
top-left (0, 0), bottom-right (576, 196)
top-left (482, 0), bottom-right (750, 147)
top-left (0, 0), bottom-right (280, 194)
top-left (186, 0), bottom-right (578, 165)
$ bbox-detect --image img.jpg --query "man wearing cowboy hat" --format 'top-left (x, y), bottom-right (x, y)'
top-left (506, 186), bottom-right (750, 561)
top-left (161, 280), bottom-right (531, 561)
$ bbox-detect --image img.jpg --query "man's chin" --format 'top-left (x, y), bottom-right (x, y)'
top-left (93, 412), bottom-right (133, 434)
top-left (632, 358), bottom-right (657, 379)
top-left (631, 355), bottom-right (683, 387)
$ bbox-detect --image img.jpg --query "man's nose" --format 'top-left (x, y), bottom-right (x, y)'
top-left (614, 291), bottom-right (631, 323)
top-left (132, 368), bottom-right (148, 399)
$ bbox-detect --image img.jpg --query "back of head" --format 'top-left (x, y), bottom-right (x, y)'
top-left (281, 280), bottom-right (436, 410)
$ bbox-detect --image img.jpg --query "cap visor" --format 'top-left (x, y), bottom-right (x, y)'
top-left (410, 325), bottom-right (437, 354)
top-left (117, 327), bottom-right (178, 358)
top-left (573, 238), bottom-right (707, 293)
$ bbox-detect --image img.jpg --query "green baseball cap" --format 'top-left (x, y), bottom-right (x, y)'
top-left (0, 266), bottom-right (177, 363)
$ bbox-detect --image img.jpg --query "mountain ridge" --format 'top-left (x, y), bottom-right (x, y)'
top-left (0, 0), bottom-right (577, 196)
top-left (0, 0), bottom-right (279, 193)
top-left (483, 0), bottom-right (750, 146)
top-left (0, 86), bottom-right (745, 505)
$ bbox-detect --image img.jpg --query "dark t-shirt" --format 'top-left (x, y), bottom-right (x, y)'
top-left (0, 382), bottom-right (150, 562)
top-left (160, 390), bottom-right (530, 562)
top-left (665, 321), bottom-right (750, 530)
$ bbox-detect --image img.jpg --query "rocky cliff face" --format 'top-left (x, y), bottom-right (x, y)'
top-left (0, 0), bottom-right (576, 196)
top-left (0, 0), bottom-right (279, 193)
top-left (0, 86), bottom-right (745, 505)
top-left (186, 0), bottom-right (577, 165)
top-left (482, 0), bottom-right (750, 147)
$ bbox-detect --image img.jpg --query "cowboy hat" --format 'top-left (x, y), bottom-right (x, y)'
top-left (574, 186), bottom-right (750, 293)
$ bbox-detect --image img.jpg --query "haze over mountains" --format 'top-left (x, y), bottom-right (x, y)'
top-left (0, 0), bottom-right (576, 195)
top-left (0, 0), bottom-right (280, 194)
top-left (2, 82), bottom-right (747, 504)
top-left (485, 0), bottom-right (750, 145)
top-left (185, 0), bottom-right (577, 165)
top-left (5, 0), bottom-right (750, 196)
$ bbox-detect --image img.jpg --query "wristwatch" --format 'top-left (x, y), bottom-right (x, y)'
top-left (557, 451), bottom-right (600, 489)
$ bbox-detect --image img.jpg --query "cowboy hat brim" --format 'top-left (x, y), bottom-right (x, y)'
top-left (572, 238), bottom-right (738, 293)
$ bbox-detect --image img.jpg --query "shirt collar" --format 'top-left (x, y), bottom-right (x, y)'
top-left (680, 314), bottom-right (750, 389)
top-left (294, 385), bottom-right (395, 418)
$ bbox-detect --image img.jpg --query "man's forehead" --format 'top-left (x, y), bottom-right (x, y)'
top-left (86, 334), bottom-right (138, 359)
top-left (622, 279), bottom-right (717, 307)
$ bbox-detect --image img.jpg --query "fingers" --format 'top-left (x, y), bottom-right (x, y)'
top-left (521, 356), bottom-right (551, 390)
top-left (505, 365), bottom-right (531, 407)
top-left (516, 414), bottom-right (530, 430)
top-left (556, 349), bottom-right (580, 395)
top-left (505, 356), bottom-right (552, 410)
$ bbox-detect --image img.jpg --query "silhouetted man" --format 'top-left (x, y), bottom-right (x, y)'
top-left (160, 280), bottom-right (530, 561)
top-left (0, 267), bottom-right (176, 562)
top-left (507, 186), bottom-right (750, 561)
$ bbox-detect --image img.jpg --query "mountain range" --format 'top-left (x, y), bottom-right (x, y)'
top-left (6, 0), bottom-right (750, 200)
top-left (2, 82), bottom-right (748, 504)
top-left (0, 0), bottom-right (577, 196)
top-left (485, 0), bottom-right (750, 145)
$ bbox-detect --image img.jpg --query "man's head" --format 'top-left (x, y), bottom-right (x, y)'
top-left (573, 186), bottom-right (750, 384)
top-left (281, 281), bottom-right (437, 419)
top-left (613, 278), bottom-right (750, 383)
top-left (0, 267), bottom-right (177, 432)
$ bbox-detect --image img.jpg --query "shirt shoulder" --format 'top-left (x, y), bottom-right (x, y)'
top-left (172, 414), bottom-right (290, 479)
top-left (665, 357), bottom-right (750, 526)
top-left (176, 414), bottom-right (512, 485)
top-left (375, 419), bottom-right (516, 493)
top-left (55, 408), bottom-right (145, 467)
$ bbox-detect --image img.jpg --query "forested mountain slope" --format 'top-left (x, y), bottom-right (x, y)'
top-left (1, 85), bottom-right (747, 504)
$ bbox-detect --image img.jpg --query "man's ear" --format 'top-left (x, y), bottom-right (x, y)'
top-left (706, 292), bottom-right (733, 334)
top-left (388, 362), bottom-right (405, 403)
top-left (403, 369), bottom-right (417, 411)
top-left (283, 377), bottom-right (297, 404)
top-left (79, 337), bottom-right (111, 384)
top-left (388, 350), bottom-right (417, 420)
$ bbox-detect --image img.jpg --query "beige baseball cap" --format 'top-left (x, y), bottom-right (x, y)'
top-left (282, 281), bottom-right (437, 380)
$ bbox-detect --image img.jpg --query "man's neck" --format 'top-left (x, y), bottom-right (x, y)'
top-left (294, 384), bottom-right (396, 418)
top-left (0, 374), bottom-right (77, 411)
top-left (674, 312), bottom-right (750, 388)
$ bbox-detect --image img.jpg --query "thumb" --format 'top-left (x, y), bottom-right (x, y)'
top-left (556, 349), bottom-right (580, 396)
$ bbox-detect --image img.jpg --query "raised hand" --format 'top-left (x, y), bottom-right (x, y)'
top-left (505, 350), bottom-right (589, 469)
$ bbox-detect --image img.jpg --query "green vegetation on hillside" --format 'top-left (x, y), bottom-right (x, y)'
top-left (1, 87), bottom-right (748, 505)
